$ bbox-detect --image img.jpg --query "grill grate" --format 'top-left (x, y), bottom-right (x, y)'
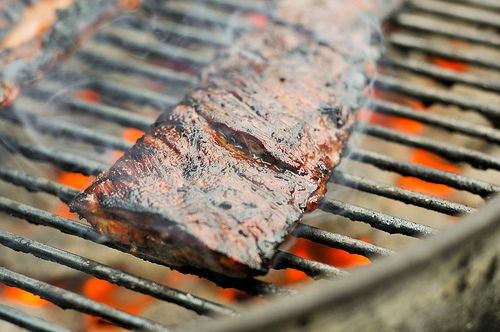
top-left (1, 0), bottom-right (499, 330)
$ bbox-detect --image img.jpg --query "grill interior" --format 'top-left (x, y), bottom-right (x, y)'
top-left (1, 0), bottom-right (500, 330)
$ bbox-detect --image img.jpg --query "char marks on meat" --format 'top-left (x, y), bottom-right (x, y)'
top-left (71, 1), bottom-right (396, 277)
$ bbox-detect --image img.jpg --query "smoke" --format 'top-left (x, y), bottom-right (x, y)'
top-left (275, 0), bottom-right (399, 110)
top-left (0, 0), bottom-right (399, 202)
top-left (269, 0), bottom-right (402, 229)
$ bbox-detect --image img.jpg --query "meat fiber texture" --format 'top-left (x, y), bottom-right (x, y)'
top-left (71, 0), bottom-right (401, 277)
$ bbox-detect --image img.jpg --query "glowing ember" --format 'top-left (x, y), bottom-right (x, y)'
top-left (430, 57), bottom-right (469, 72)
top-left (297, 238), bottom-right (371, 268)
top-left (358, 107), bottom-right (425, 134)
top-left (1, 285), bottom-right (49, 307)
top-left (398, 149), bottom-right (460, 198)
top-left (396, 58), bottom-right (467, 198)
top-left (360, 89), bottom-right (427, 134)
top-left (112, 128), bottom-right (144, 161)
top-left (362, 87), bottom-right (463, 199)
top-left (279, 237), bottom-right (371, 285)
top-left (282, 238), bottom-right (311, 285)
top-left (57, 172), bottom-right (94, 190)
top-left (246, 13), bottom-right (268, 28)
top-left (122, 128), bottom-right (144, 144)
top-left (76, 89), bottom-right (101, 104)
top-left (217, 288), bottom-right (249, 302)
top-left (83, 278), bottom-right (151, 330)
top-left (53, 172), bottom-right (93, 218)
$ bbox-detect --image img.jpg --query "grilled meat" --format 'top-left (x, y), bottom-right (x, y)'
top-left (0, 0), bottom-right (140, 106)
top-left (71, 1), bottom-right (399, 277)
top-left (72, 103), bottom-right (322, 276)
top-left (71, 23), bottom-right (353, 277)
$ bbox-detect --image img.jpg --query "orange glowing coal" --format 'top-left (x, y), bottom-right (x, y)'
top-left (112, 128), bottom-right (144, 161)
top-left (1, 285), bottom-right (49, 307)
top-left (363, 73), bottom-right (466, 200)
top-left (246, 13), bottom-right (268, 28)
top-left (53, 127), bottom-right (143, 219)
top-left (217, 288), bottom-right (249, 303)
top-left (54, 172), bottom-right (94, 219)
top-left (53, 87), bottom-right (143, 218)
top-left (430, 57), bottom-right (469, 73)
top-left (399, 149), bottom-right (460, 198)
top-left (396, 57), bottom-right (468, 198)
top-left (360, 89), bottom-right (427, 134)
top-left (76, 89), bottom-right (102, 104)
top-left (278, 237), bottom-right (371, 286)
top-left (83, 277), bottom-right (151, 330)
top-left (215, 237), bottom-right (372, 300)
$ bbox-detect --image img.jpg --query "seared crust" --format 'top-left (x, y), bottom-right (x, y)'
top-left (71, 22), bottom-right (355, 277)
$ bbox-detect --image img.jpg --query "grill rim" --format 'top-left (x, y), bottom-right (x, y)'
top-left (198, 195), bottom-right (500, 332)
top-left (0, 304), bottom-right (71, 332)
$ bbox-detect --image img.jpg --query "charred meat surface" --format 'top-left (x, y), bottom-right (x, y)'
top-left (72, 104), bottom-right (319, 276)
top-left (0, 0), bottom-right (140, 106)
top-left (71, 22), bottom-right (354, 277)
top-left (71, 0), bottom-right (398, 276)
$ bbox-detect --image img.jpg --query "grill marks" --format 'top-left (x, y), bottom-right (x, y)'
top-left (74, 106), bottom-right (316, 275)
top-left (194, 34), bottom-right (351, 179)
top-left (71, 23), bottom-right (355, 277)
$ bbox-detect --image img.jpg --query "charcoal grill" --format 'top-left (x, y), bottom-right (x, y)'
top-left (0, 0), bottom-right (499, 331)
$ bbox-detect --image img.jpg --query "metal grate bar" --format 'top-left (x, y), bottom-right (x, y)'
top-left (0, 305), bottom-right (71, 332)
top-left (456, 0), bottom-right (500, 10)
top-left (394, 12), bottom-right (500, 48)
top-left (320, 199), bottom-right (437, 237)
top-left (96, 27), bottom-right (210, 65)
top-left (358, 123), bottom-right (500, 170)
top-left (0, 196), bottom-right (287, 296)
top-left (90, 79), bottom-right (180, 109)
top-left (272, 252), bottom-right (349, 279)
top-left (78, 42), bottom-right (197, 85)
top-left (331, 171), bottom-right (474, 216)
top-left (0, 268), bottom-right (169, 331)
top-left (388, 33), bottom-right (500, 71)
top-left (0, 165), bottom-right (391, 261)
top-left (375, 75), bottom-right (500, 120)
top-left (199, 0), bottom-right (268, 12)
top-left (348, 149), bottom-right (499, 197)
top-left (1, 106), bottom-right (133, 151)
top-left (0, 135), bottom-right (108, 176)
top-left (292, 224), bottom-right (395, 258)
top-left (0, 230), bottom-right (235, 317)
top-left (116, 15), bottom-right (229, 47)
top-left (408, 0), bottom-right (500, 28)
top-left (384, 57), bottom-right (500, 93)
top-left (1, 101), bottom-right (482, 215)
top-left (44, 69), bottom-right (181, 110)
top-left (157, 1), bottom-right (251, 29)
top-left (0, 4), bottom-right (24, 26)
top-left (369, 99), bottom-right (500, 144)
top-left (1, 135), bottom-right (441, 239)
top-left (26, 91), bottom-right (153, 131)
top-left (0, 166), bottom-right (387, 259)
top-left (0, 167), bottom-right (78, 204)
